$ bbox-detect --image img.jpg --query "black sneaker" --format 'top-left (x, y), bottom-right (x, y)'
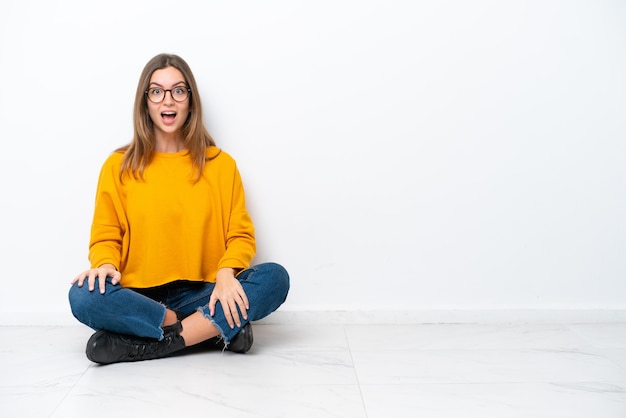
top-left (226, 322), bottom-right (253, 353)
top-left (86, 322), bottom-right (186, 364)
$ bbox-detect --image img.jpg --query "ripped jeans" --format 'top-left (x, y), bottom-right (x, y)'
top-left (68, 262), bottom-right (290, 344)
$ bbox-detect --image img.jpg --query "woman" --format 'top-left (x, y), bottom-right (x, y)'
top-left (68, 53), bottom-right (290, 365)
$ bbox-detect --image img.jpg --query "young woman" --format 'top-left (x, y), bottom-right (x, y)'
top-left (68, 53), bottom-right (289, 365)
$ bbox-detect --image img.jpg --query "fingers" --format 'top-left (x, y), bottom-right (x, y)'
top-left (98, 272), bottom-right (107, 294)
top-left (72, 267), bottom-right (120, 294)
top-left (230, 281), bottom-right (248, 319)
top-left (224, 300), bottom-right (236, 329)
top-left (237, 290), bottom-right (249, 322)
top-left (208, 295), bottom-right (217, 317)
top-left (241, 289), bottom-right (250, 312)
top-left (210, 290), bottom-right (249, 329)
top-left (214, 295), bottom-right (237, 329)
top-left (71, 271), bottom-right (86, 287)
top-left (87, 271), bottom-right (97, 292)
top-left (110, 271), bottom-right (121, 285)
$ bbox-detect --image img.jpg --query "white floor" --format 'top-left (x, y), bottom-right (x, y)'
top-left (2, 322), bottom-right (626, 417)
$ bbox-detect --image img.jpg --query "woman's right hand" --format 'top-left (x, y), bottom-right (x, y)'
top-left (71, 263), bottom-right (121, 294)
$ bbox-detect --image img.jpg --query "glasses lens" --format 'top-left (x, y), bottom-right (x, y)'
top-left (172, 87), bottom-right (189, 102)
top-left (147, 88), bottom-right (164, 103)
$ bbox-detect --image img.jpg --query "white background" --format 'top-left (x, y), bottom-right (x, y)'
top-left (0, 0), bottom-right (625, 324)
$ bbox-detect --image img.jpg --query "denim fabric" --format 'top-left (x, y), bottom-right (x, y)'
top-left (69, 262), bottom-right (290, 343)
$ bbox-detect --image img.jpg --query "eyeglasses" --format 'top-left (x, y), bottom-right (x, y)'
top-left (145, 86), bottom-right (191, 103)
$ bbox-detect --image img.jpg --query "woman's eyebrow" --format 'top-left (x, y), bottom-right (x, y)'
top-left (148, 81), bottom-right (187, 87)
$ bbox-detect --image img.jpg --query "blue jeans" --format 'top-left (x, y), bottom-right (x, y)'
top-left (68, 262), bottom-right (289, 344)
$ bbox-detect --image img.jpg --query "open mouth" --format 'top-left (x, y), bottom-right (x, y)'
top-left (161, 111), bottom-right (177, 123)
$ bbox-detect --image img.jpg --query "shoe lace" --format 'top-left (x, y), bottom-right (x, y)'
top-left (126, 334), bottom-right (177, 359)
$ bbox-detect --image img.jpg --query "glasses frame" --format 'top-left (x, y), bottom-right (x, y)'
top-left (145, 86), bottom-right (191, 103)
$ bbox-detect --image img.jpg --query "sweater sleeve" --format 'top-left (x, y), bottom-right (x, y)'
top-left (217, 162), bottom-right (256, 271)
top-left (88, 154), bottom-right (126, 270)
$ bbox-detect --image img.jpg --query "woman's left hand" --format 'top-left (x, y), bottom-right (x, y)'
top-left (209, 268), bottom-right (249, 329)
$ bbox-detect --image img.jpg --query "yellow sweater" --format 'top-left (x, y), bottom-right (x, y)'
top-left (88, 146), bottom-right (256, 288)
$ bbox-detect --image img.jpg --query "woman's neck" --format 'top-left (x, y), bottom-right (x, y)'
top-left (155, 135), bottom-right (184, 153)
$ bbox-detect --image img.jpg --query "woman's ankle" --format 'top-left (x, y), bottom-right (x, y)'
top-left (180, 311), bottom-right (220, 346)
top-left (161, 309), bottom-right (178, 327)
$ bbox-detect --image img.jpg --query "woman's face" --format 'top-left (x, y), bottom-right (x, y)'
top-left (146, 66), bottom-right (190, 140)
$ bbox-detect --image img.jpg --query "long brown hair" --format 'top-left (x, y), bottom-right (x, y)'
top-left (117, 53), bottom-right (216, 182)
